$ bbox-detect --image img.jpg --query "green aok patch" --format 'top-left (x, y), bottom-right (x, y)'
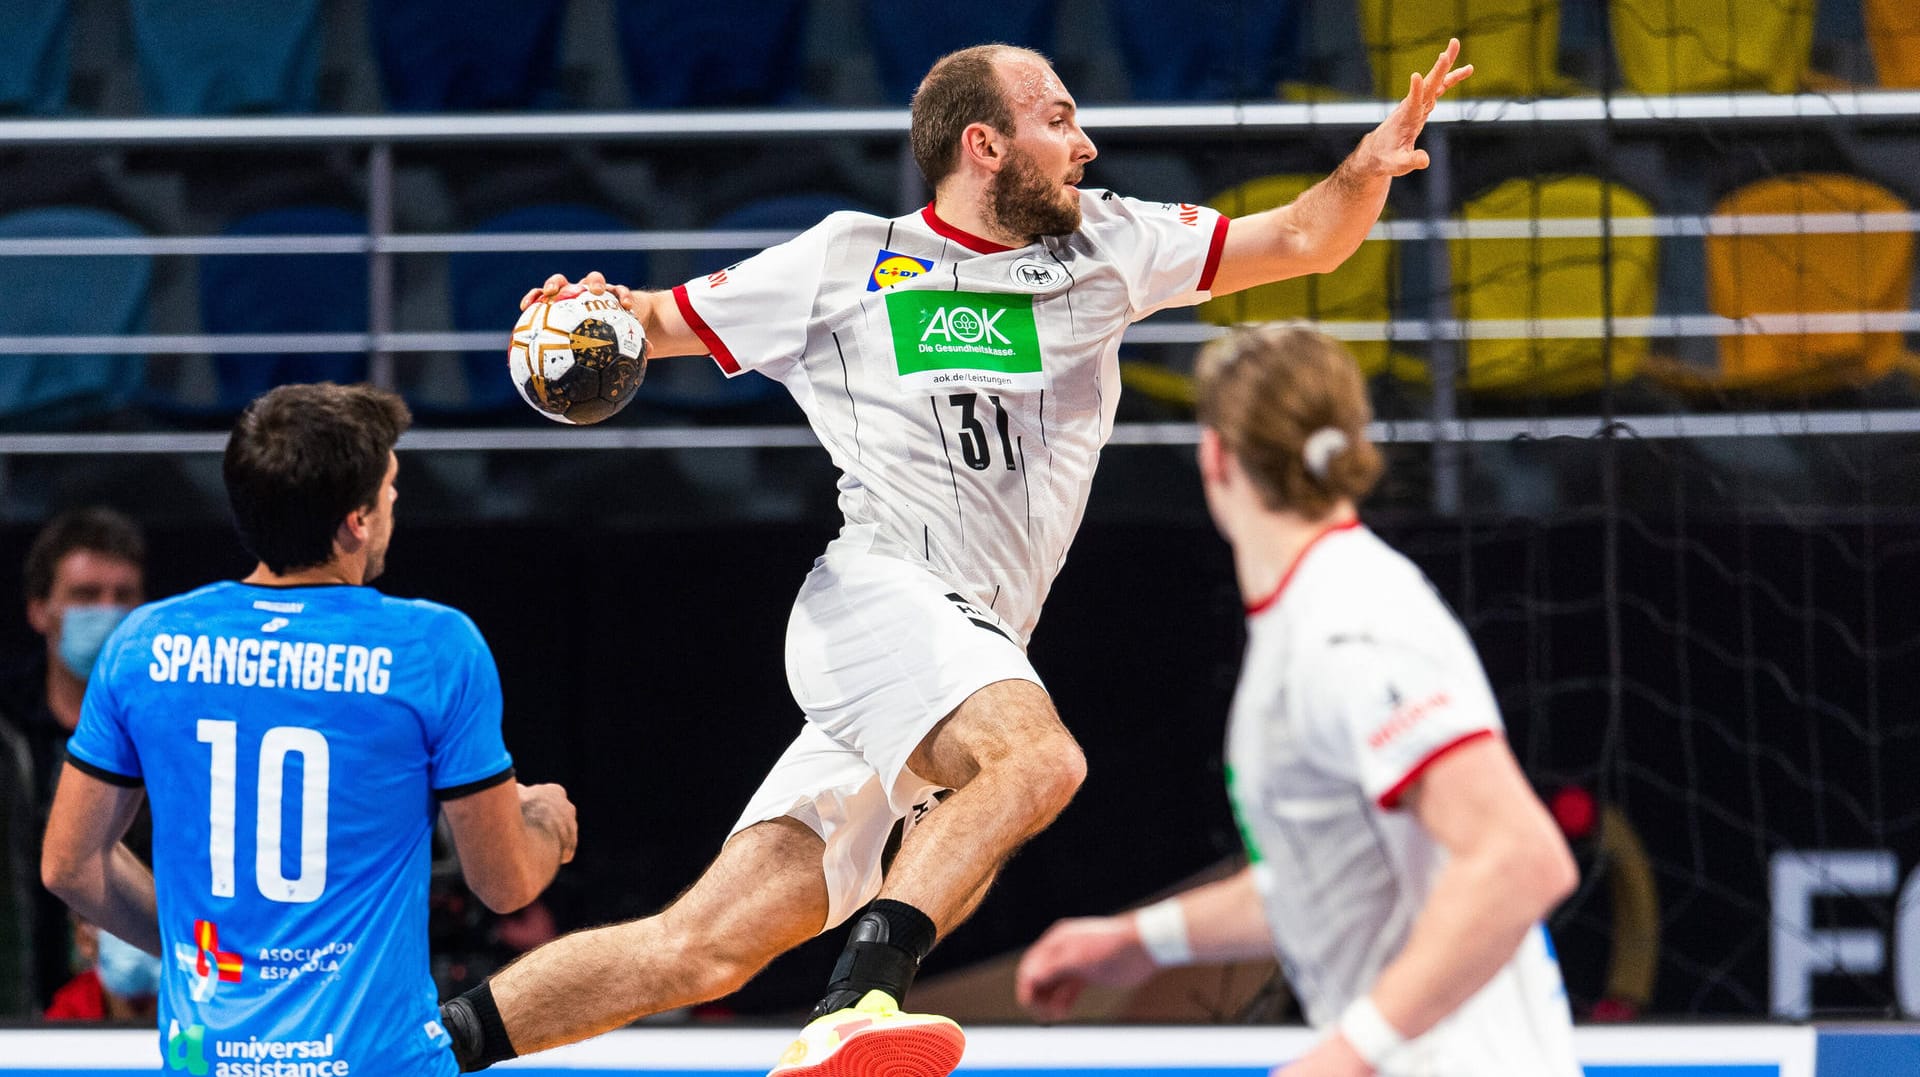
top-left (885, 290), bottom-right (1045, 388)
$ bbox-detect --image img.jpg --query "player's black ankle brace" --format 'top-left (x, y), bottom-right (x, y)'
top-left (809, 899), bottom-right (939, 1020)
top-left (440, 981), bottom-right (518, 1073)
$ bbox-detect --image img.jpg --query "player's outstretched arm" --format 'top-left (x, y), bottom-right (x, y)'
top-left (443, 780), bottom-right (578, 914)
top-left (1207, 39), bottom-right (1473, 299)
top-left (521, 271), bottom-right (708, 359)
top-left (40, 764), bottom-right (160, 955)
top-left (1284, 737), bottom-right (1577, 1077)
top-left (1015, 867), bottom-right (1272, 1023)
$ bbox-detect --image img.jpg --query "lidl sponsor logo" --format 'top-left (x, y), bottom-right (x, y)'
top-left (886, 291), bottom-right (1046, 391)
top-left (868, 249), bottom-right (934, 291)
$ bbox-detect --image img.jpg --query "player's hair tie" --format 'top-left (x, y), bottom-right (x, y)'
top-left (1302, 427), bottom-right (1350, 482)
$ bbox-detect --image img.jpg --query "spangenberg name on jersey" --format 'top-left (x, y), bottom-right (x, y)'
top-left (148, 634), bottom-right (394, 695)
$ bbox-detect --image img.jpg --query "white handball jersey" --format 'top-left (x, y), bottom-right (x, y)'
top-left (672, 192), bottom-right (1228, 644)
top-left (1225, 522), bottom-right (1581, 1077)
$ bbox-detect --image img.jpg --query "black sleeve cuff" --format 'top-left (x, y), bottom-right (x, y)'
top-left (434, 766), bottom-right (515, 802)
top-left (65, 751), bottom-right (142, 788)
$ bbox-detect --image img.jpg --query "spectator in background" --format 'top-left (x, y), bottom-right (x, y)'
top-left (0, 507), bottom-right (146, 1010)
top-left (44, 917), bottom-right (161, 1022)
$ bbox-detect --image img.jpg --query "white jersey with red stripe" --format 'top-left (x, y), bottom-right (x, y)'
top-left (671, 191), bottom-right (1228, 644)
top-left (1225, 522), bottom-right (1581, 1076)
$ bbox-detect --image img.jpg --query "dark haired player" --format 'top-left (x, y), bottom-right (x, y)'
top-left (41, 383), bottom-right (576, 1077)
top-left (441, 39), bottom-right (1472, 1077)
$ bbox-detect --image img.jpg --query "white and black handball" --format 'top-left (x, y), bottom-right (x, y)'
top-left (508, 287), bottom-right (648, 425)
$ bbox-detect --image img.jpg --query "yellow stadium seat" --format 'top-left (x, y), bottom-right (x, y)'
top-left (1198, 174), bottom-right (1401, 379)
top-left (1356, 0), bottom-right (1577, 99)
top-left (1450, 175), bottom-right (1659, 396)
top-left (1610, 0), bottom-right (1815, 94)
top-left (1702, 174), bottom-right (1912, 395)
top-left (1866, 0), bottom-right (1920, 88)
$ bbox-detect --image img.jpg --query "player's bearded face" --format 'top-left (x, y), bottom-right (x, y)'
top-left (991, 140), bottom-right (1082, 239)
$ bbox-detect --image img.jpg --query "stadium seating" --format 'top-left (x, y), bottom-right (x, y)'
top-left (861, 1), bottom-right (1056, 103)
top-left (129, 0), bottom-right (320, 114)
top-left (615, 0), bottom-right (807, 108)
top-left (200, 207), bottom-right (368, 413)
top-left (1699, 174), bottom-right (1912, 395)
top-left (0, 2), bottom-right (67, 116)
top-left (0, 207), bottom-right (150, 425)
top-left (371, 0), bottom-right (566, 112)
top-left (1448, 175), bottom-right (1659, 396)
top-left (1865, 0), bottom-right (1920, 88)
top-left (1356, 0), bottom-right (1574, 99)
top-left (1197, 175), bottom-right (1401, 379)
top-left (448, 205), bottom-right (648, 416)
top-left (1107, 0), bottom-right (1308, 101)
top-left (1610, 0), bottom-right (1815, 94)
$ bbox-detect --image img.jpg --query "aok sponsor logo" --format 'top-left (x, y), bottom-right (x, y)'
top-left (885, 290), bottom-right (1046, 391)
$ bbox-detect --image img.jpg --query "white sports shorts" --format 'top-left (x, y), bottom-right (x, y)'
top-left (729, 551), bottom-right (1043, 930)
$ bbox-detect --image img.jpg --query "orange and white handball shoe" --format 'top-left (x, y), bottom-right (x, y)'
top-left (768, 990), bottom-right (965, 1077)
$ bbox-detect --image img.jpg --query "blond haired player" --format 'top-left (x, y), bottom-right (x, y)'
top-left (440, 44), bottom-right (1475, 1077)
top-left (1015, 324), bottom-right (1581, 1077)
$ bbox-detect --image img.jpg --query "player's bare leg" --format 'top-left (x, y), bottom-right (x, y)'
top-left (444, 818), bottom-right (829, 1069)
top-left (772, 680), bottom-right (1084, 1077)
top-left (885, 678), bottom-right (1085, 927)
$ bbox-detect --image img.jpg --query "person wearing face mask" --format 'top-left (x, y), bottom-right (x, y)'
top-left (0, 506), bottom-right (147, 1012)
top-left (45, 918), bottom-right (161, 1021)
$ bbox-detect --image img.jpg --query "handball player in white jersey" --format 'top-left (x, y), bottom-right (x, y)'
top-left (439, 42), bottom-right (1474, 1077)
top-left (1015, 324), bottom-right (1581, 1077)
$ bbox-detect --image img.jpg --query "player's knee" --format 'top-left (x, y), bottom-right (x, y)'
top-left (1008, 737), bottom-right (1086, 821)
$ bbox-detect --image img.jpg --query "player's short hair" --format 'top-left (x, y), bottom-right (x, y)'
top-left (910, 44), bottom-right (1051, 189)
top-left (1195, 323), bottom-right (1384, 517)
top-left (24, 507), bottom-right (146, 601)
top-left (224, 383), bottom-right (411, 575)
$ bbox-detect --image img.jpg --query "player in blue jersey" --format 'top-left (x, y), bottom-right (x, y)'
top-left (41, 382), bottom-right (578, 1077)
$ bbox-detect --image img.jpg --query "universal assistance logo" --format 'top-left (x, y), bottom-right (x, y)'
top-left (885, 290), bottom-right (1046, 391)
top-left (868, 249), bottom-right (934, 291)
top-left (168, 1021), bottom-right (352, 1077)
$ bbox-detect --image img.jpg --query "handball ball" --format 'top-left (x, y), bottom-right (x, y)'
top-left (508, 286), bottom-right (648, 425)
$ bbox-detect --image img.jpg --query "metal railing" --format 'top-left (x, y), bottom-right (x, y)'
top-left (1, 92), bottom-right (1916, 508)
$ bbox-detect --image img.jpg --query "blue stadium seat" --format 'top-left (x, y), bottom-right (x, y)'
top-left (129, 0), bottom-right (320, 114)
top-left (371, 0), bottom-right (567, 111)
top-left (0, 207), bottom-right (149, 425)
top-left (615, 0), bottom-right (807, 108)
top-left (200, 207), bottom-right (368, 413)
top-left (0, 2), bottom-right (68, 115)
top-left (448, 205), bottom-right (648, 415)
top-left (1108, 0), bottom-right (1308, 100)
top-left (861, 1), bottom-right (1057, 103)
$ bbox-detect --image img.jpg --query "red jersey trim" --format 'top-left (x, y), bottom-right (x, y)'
top-left (1376, 729), bottom-right (1499, 810)
top-left (921, 203), bottom-right (1016, 254)
top-left (1244, 518), bottom-right (1363, 616)
top-left (1197, 214), bottom-right (1230, 293)
top-left (671, 283), bottom-right (740, 375)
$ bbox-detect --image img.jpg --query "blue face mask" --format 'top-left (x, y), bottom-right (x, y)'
top-left (57, 605), bottom-right (131, 680)
top-left (95, 930), bottom-right (161, 999)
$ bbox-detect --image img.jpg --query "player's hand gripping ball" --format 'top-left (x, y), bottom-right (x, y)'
top-left (508, 286), bottom-right (648, 424)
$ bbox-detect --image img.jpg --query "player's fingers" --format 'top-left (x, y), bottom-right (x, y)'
top-left (582, 270), bottom-right (608, 294)
top-left (519, 287), bottom-right (544, 311)
top-left (1442, 64), bottom-right (1475, 92)
top-left (1404, 148), bottom-right (1431, 173)
top-left (612, 284), bottom-right (637, 312)
top-left (542, 273), bottom-right (570, 297)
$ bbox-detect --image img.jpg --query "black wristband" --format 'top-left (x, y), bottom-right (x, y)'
top-left (441, 981), bottom-right (518, 1073)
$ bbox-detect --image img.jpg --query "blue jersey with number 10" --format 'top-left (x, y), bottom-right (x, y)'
top-left (67, 581), bottom-right (514, 1077)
